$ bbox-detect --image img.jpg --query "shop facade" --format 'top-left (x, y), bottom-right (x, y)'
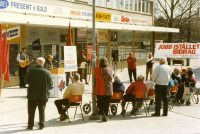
top-left (0, 0), bottom-right (179, 87)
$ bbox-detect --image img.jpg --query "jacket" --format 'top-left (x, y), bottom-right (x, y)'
top-left (94, 67), bottom-right (113, 96)
top-left (113, 81), bottom-right (125, 93)
top-left (127, 56), bottom-right (137, 69)
top-left (63, 81), bottom-right (84, 99)
top-left (24, 65), bottom-right (53, 102)
top-left (146, 56), bottom-right (153, 68)
top-left (125, 81), bottom-right (147, 95)
top-left (186, 76), bottom-right (197, 87)
top-left (77, 55), bottom-right (90, 67)
top-left (44, 59), bottom-right (53, 70)
top-left (152, 64), bottom-right (171, 85)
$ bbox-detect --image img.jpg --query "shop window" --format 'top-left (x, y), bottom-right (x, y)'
top-left (120, 0), bottom-right (124, 9)
top-left (150, 1), bottom-right (153, 14)
top-left (130, 0), bottom-right (133, 10)
top-left (27, 45), bottom-right (42, 70)
top-left (110, 31), bottom-right (118, 41)
top-left (103, 0), bottom-right (107, 6)
top-left (115, 0), bottom-right (119, 8)
top-left (125, 0), bottom-right (129, 10)
top-left (125, 42), bottom-right (133, 59)
top-left (135, 0), bottom-right (138, 11)
top-left (98, 43), bottom-right (108, 59)
top-left (138, 0), bottom-right (141, 12)
top-left (97, 0), bottom-right (102, 5)
top-left (146, 1), bottom-right (149, 13)
top-left (9, 44), bottom-right (20, 77)
top-left (142, 0), bottom-right (145, 12)
top-left (109, 0), bottom-right (114, 7)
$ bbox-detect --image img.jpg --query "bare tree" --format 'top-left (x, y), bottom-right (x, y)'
top-left (155, 0), bottom-right (199, 43)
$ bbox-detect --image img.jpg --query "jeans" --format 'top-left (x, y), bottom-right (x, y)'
top-left (155, 85), bottom-right (169, 115)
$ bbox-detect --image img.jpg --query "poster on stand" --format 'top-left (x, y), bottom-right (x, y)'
top-left (64, 46), bottom-right (77, 72)
top-left (154, 43), bottom-right (200, 58)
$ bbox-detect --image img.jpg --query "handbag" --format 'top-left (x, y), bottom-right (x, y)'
top-left (182, 86), bottom-right (190, 100)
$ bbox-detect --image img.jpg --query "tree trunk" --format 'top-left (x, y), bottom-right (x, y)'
top-left (167, 33), bottom-right (173, 43)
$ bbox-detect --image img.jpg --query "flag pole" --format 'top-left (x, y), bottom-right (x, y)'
top-left (0, 26), bottom-right (7, 102)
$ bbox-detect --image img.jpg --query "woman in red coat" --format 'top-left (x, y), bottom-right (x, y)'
top-left (94, 57), bottom-right (113, 122)
top-left (127, 52), bottom-right (137, 82)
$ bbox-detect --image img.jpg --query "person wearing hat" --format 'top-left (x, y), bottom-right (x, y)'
top-left (77, 50), bottom-right (91, 84)
top-left (185, 70), bottom-right (197, 87)
top-left (181, 69), bottom-right (187, 83)
top-left (187, 66), bottom-right (195, 78)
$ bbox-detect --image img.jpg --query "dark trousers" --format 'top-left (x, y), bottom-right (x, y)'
top-left (78, 68), bottom-right (87, 82)
top-left (66, 73), bottom-right (73, 86)
top-left (155, 85), bottom-right (169, 115)
top-left (128, 69), bottom-right (137, 82)
top-left (54, 99), bottom-right (69, 116)
top-left (122, 94), bottom-right (136, 107)
top-left (28, 100), bottom-right (46, 128)
top-left (97, 95), bottom-right (111, 117)
top-left (19, 66), bottom-right (27, 87)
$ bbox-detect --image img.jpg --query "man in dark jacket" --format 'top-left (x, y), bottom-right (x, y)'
top-left (127, 52), bottom-right (137, 82)
top-left (24, 57), bottom-right (52, 130)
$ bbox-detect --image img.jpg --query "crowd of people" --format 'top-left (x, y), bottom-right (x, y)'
top-left (18, 47), bottom-right (197, 129)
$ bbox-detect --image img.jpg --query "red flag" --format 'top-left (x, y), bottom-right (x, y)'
top-left (3, 32), bottom-right (7, 70)
top-left (4, 40), bottom-right (10, 82)
top-left (66, 22), bottom-right (72, 46)
top-left (0, 25), bottom-right (4, 78)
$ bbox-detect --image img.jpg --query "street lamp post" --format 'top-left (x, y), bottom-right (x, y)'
top-left (89, 0), bottom-right (99, 120)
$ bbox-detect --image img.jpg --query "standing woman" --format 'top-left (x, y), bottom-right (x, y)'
top-left (44, 55), bottom-right (54, 70)
top-left (94, 57), bottom-right (113, 122)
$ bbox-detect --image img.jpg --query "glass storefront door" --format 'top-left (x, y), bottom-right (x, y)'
top-left (98, 43), bottom-right (108, 59)
top-left (110, 43), bottom-right (118, 70)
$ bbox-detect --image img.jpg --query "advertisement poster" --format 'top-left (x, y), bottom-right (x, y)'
top-left (154, 43), bottom-right (200, 58)
top-left (64, 46), bottom-right (77, 72)
top-left (99, 30), bottom-right (108, 42)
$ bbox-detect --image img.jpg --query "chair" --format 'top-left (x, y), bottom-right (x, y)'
top-left (109, 92), bottom-right (123, 118)
top-left (143, 89), bottom-right (155, 115)
top-left (123, 90), bottom-right (146, 118)
top-left (62, 95), bottom-right (84, 123)
top-left (168, 85), bottom-right (179, 110)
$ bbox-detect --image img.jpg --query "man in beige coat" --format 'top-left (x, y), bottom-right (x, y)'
top-left (54, 73), bottom-right (84, 121)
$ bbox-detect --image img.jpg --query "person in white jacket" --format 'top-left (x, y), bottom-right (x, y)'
top-left (152, 57), bottom-right (171, 117)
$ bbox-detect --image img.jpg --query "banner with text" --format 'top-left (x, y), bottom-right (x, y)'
top-left (64, 46), bottom-right (77, 72)
top-left (154, 43), bottom-right (200, 58)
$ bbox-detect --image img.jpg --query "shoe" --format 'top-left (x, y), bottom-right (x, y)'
top-left (130, 109), bottom-right (137, 114)
top-left (101, 116), bottom-right (109, 122)
top-left (23, 86), bottom-right (28, 88)
top-left (162, 114), bottom-right (167, 116)
top-left (85, 82), bottom-right (89, 85)
top-left (151, 113), bottom-right (160, 116)
top-left (130, 80), bottom-right (133, 83)
top-left (60, 115), bottom-right (69, 121)
top-left (120, 110), bottom-right (126, 115)
top-left (39, 126), bottom-right (44, 130)
top-left (20, 86), bottom-right (23, 88)
top-left (26, 126), bottom-right (33, 130)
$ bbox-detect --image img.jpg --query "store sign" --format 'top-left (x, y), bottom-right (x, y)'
top-left (64, 46), bottom-right (77, 72)
top-left (2, 26), bottom-right (20, 40)
top-left (111, 15), bottom-right (147, 25)
top-left (95, 12), bottom-right (111, 22)
top-left (77, 29), bottom-right (87, 42)
top-left (26, 27), bottom-right (42, 43)
top-left (154, 43), bottom-right (200, 58)
top-left (99, 30), bottom-right (108, 42)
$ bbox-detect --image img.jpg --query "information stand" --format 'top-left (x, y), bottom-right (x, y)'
top-left (49, 68), bottom-right (66, 97)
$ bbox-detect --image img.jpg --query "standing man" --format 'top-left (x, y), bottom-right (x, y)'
top-left (127, 52), bottom-right (137, 82)
top-left (17, 47), bottom-right (29, 88)
top-left (78, 50), bottom-right (91, 84)
top-left (146, 52), bottom-right (154, 81)
top-left (24, 57), bottom-right (52, 130)
top-left (152, 57), bottom-right (171, 116)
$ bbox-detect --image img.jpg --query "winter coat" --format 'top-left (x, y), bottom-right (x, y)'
top-left (94, 67), bottom-right (113, 96)
top-left (24, 65), bottom-right (53, 101)
top-left (77, 55), bottom-right (90, 67)
top-left (127, 56), bottom-right (137, 69)
top-left (113, 81), bottom-right (125, 93)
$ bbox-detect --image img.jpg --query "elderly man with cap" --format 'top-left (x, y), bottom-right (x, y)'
top-left (152, 57), bottom-right (171, 116)
top-left (185, 70), bottom-right (197, 87)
